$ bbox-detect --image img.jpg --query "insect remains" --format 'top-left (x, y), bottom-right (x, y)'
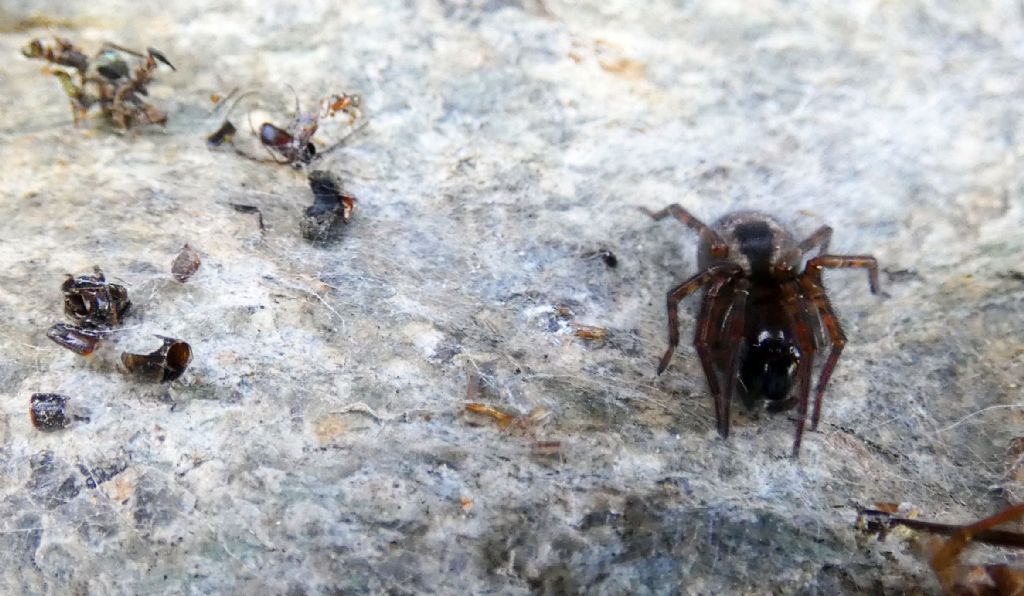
top-left (642, 204), bottom-right (883, 456)
top-left (121, 336), bottom-right (192, 383)
top-left (301, 170), bottom-right (357, 242)
top-left (171, 244), bottom-right (201, 282)
top-left (207, 90), bottom-right (363, 168)
top-left (46, 323), bottom-right (105, 355)
top-left (62, 267), bottom-right (131, 327)
top-left (22, 38), bottom-right (175, 129)
top-left (857, 504), bottom-right (1024, 595)
top-left (48, 267), bottom-right (129, 354)
top-left (583, 249), bottom-right (618, 268)
top-left (30, 393), bottom-right (72, 432)
top-left (206, 120), bottom-right (237, 148)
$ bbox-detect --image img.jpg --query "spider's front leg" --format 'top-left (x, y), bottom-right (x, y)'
top-left (797, 225), bottom-right (833, 256)
top-left (804, 254), bottom-right (883, 295)
top-left (797, 275), bottom-right (847, 429)
top-left (781, 281), bottom-right (817, 457)
top-left (657, 264), bottom-right (741, 375)
top-left (693, 276), bottom-right (733, 395)
top-left (639, 203), bottom-right (729, 257)
top-left (712, 279), bottom-right (748, 439)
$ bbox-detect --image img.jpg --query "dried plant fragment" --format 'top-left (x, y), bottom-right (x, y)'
top-left (171, 244), bottom-right (201, 283)
top-left (62, 267), bottom-right (131, 327)
top-left (46, 323), bottom-right (104, 355)
top-left (466, 403), bottom-right (517, 429)
top-left (573, 324), bottom-right (608, 341)
top-left (30, 393), bottom-right (71, 432)
top-left (301, 170), bottom-right (356, 242)
top-left (121, 336), bottom-right (192, 383)
top-left (465, 403), bottom-right (551, 432)
top-left (532, 440), bottom-right (562, 457)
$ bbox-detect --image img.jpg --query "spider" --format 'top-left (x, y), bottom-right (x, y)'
top-left (642, 204), bottom-right (883, 456)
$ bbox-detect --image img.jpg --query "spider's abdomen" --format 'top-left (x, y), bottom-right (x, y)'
top-left (736, 291), bottom-right (801, 406)
top-left (740, 330), bottom-right (799, 403)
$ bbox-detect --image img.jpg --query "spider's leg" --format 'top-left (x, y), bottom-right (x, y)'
top-left (804, 254), bottom-right (883, 295)
top-left (285, 83), bottom-right (301, 120)
top-left (693, 275), bottom-right (732, 396)
top-left (797, 275), bottom-right (846, 429)
top-left (639, 203), bottom-right (729, 256)
top-left (314, 119), bottom-right (369, 161)
top-left (715, 279), bottom-right (749, 439)
top-left (797, 225), bottom-right (832, 256)
top-left (657, 264), bottom-right (741, 375)
top-left (781, 281), bottom-right (816, 457)
top-left (215, 89), bottom-right (258, 119)
top-left (930, 503), bottom-right (1024, 593)
top-left (100, 42), bottom-right (145, 58)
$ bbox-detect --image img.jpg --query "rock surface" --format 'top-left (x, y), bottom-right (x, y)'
top-left (1, 1), bottom-right (1023, 593)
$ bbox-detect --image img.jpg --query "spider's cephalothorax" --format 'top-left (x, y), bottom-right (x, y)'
top-left (642, 205), bottom-right (882, 456)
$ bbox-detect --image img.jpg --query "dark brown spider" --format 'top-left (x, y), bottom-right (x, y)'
top-left (642, 204), bottom-right (883, 456)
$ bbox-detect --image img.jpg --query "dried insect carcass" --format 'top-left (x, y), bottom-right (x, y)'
top-left (46, 323), bottom-right (105, 355)
top-left (171, 244), bottom-right (201, 283)
top-left (30, 393), bottom-right (72, 432)
top-left (205, 120), bottom-right (237, 148)
top-left (464, 403), bottom-right (551, 431)
top-left (61, 267), bottom-right (131, 327)
top-left (47, 267), bottom-right (129, 355)
top-left (207, 90), bottom-right (362, 167)
top-left (22, 38), bottom-right (175, 129)
top-left (121, 336), bottom-right (192, 383)
top-left (301, 170), bottom-right (356, 242)
top-left (857, 504), bottom-right (1024, 595)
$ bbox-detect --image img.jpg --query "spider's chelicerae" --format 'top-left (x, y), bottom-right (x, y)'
top-left (642, 204), bottom-right (883, 456)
